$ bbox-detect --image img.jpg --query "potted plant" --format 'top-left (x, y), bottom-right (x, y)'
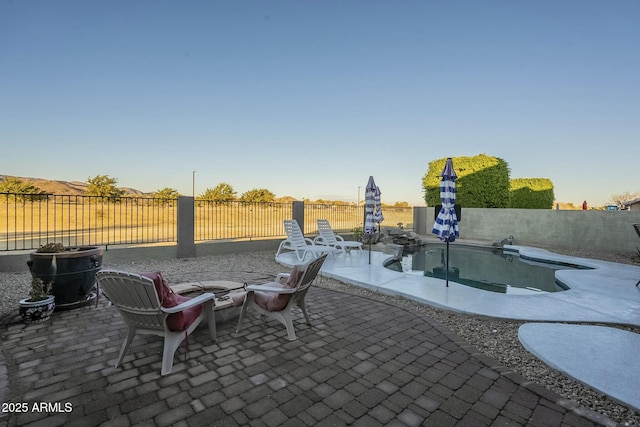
top-left (19, 277), bottom-right (55, 323)
top-left (354, 225), bottom-right (381, 244)
top-left (27, 243), bottom-right (103, 308)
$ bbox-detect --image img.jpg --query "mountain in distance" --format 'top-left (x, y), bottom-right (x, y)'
top-left (0, 175), bottom-right (146, 196)
top-left (0, 175), bottom-right (300, 201)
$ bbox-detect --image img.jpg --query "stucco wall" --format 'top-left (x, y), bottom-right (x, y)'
top-left (415, 207), bottom-right (640, 254)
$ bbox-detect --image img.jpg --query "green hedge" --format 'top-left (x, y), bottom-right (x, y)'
top-left (423, 154), bottom-right (511, 208)
top-left (509, 178), bottom-right (555, 209)
top-left (423, 154), bottom-right (555, 209)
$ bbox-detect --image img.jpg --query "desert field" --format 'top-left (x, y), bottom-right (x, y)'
top-left (1, 196), bottom-right (413, 250)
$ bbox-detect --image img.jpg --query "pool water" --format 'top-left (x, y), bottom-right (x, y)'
top-left (384, 245), bottom-right (591, 294)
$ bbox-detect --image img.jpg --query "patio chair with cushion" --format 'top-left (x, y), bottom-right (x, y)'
top-left (236, 254), bottom-right (327, 340)
top-left (96, 270), bottom-right (217, 375)
top-left (275, 219), bottom-right (336, 261)
top-left (314, 219), bottom-right (363, 254)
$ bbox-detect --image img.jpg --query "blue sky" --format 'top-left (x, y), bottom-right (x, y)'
top-left (2, 1), bottom-right (638, 207)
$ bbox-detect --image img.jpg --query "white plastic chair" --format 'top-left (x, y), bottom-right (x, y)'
top-left (275, 219), bottom-right (336, 261)
top-left (96, 270), bottom-right (216, 375)
top-left (314, 219), bottom-right (363, 254)
top-left (236, 254), bottom-right (327, 340)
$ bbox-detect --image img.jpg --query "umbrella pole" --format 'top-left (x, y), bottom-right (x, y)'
top-left (446, 240), bottom-right (449, 287)
top-left (369, 239), bottom-right (371, 264)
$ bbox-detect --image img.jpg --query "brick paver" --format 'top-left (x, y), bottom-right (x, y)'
top-left (0, 279), bottom-right (619, 426)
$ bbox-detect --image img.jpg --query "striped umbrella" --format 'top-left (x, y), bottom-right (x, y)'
top-left (364, 176), bottom-right (382, 264)
top-left (364, 176), bottom-right (378, 235)
top-left (373, 185), bottom-right (384, 227)
top-left (432, 158), bottom-right (459, 286)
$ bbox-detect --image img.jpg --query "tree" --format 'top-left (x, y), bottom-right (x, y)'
top-left (86, 175), bottom-right (124, 200)
top-left (0, 177), bottom-right (47, 201)
top-left (199, 183), bottom-right (237, 202)
top-left (609, 191), bottom-right (640, 209)
top-left (240, 188), bottom-right (276, 203)
top-left (153, 187), bottom-right (180, 205)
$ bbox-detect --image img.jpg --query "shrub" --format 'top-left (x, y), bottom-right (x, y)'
top-left (423, 154), bottom-right (510, 208)
top-left (509, 178), bottom-right (555, 209)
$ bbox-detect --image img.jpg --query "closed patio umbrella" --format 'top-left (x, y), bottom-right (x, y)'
top-left (364, 176), bottom-right (382, 264)
top-left (373, 185), bottom-right (384, 228)
top-left (432, 158), bottom-right (459, 286)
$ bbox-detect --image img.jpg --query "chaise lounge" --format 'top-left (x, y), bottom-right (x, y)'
top-left (314, 219), bottom-right (363, 254)
top-left (275, 219), bottom-right (336, 261)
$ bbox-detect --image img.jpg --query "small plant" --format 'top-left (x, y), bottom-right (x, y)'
top-left (352, 226), bottom-right (363, 241)
top-left (29, 278), bottom-right (53, 302)
top-left (36, 242), bottom-right (65, 253)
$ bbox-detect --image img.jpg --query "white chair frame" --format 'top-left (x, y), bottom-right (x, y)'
top-left (314, 219), bottom-right (363, 254)
top-left (236, 254), bottom-right (327, 340)
top-left (97, 270), bottom-right (216, 375)
top-left (275, 219), bottom-right (336, 261)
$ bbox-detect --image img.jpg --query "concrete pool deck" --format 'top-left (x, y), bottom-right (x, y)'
top-left (276, 244), bottom-right (640, 413)
top-left (276, 244), bottom-right (640, 326)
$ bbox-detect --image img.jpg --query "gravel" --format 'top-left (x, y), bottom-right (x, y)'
top-left (1, 247), bottom-right (639, 425)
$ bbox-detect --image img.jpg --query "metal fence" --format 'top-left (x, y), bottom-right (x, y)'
top-left (194, 200), bottom-right (364, 241)
top-left (1, 193), bottom-right (414, 251)
top-left (1, 193), bottom-right (177, 251)
top-left (194, 202), bottom-right (414, 241)
top-left (302, 203), bottom-right (363, 235)
top-left (194, 201), bottom-right (292, 241)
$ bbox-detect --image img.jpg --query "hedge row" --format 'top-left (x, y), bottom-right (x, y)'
top-left (422, 154), bottom-right (555, 209)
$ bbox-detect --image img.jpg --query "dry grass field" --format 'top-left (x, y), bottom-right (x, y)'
top-left (1, 198), bottom-right (413, 250)
top-left (1, 199), bottom-right (177, 250)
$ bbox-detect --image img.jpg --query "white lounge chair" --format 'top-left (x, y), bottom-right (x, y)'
top-left (275, 219), bottom-right (336, 261)
top-left (314, 219), bottom-right (363, 254)
top-left (96, 270), bottom-right (216, 375)
top-left (236, 254), bottom-right (327, 340)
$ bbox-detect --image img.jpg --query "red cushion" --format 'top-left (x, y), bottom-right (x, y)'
top-left (142, 272), bottom-right (202, 332)
top-left (253, 282), bottom-right (291, 312)
top-left (285, 265), bottom-right (304, 288)
top-left (231, 292), bottom-right (246, 307)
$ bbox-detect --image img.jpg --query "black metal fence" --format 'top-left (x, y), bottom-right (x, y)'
top-left (1, 193), bottom-right (414, 251)
top-left (194, 201), bottom-right (292, 241)
top-left (1, 193), bottom-right (177, 251)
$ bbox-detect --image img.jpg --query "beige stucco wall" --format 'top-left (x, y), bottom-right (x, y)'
top-left (415, 207), bottom-right (640, 254)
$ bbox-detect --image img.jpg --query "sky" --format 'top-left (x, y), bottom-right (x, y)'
top-left (1, 1), bottom-right (639, 207)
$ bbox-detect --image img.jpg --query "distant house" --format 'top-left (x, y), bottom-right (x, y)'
top-left (622, 197), bottom-right (640, 211)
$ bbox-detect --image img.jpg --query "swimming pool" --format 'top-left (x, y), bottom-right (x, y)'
top-left (384, 244), bottom-right (592, 294)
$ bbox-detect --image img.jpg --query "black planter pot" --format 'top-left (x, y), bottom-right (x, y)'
top-left (27, 246), bottom-right (103, 308)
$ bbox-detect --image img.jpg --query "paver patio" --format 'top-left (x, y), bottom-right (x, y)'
top-left (0, 274), bottom-right (616, 426)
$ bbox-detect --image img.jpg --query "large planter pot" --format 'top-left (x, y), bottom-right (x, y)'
top-left (19, 295), bottom-right (55, 323)
top-left (27, 246), bottom-right (103, 308)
